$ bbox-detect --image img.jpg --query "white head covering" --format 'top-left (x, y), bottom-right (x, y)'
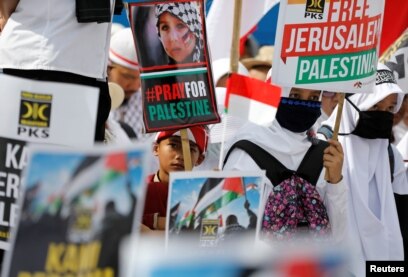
top-left (397, 132), bottom-right (408, 168)
top-left (109, 28), bottom-right (139, 70)
top-left (110, 23), bottom-right (125, 38)
top-left (321, 63), bottom-right (406, 267)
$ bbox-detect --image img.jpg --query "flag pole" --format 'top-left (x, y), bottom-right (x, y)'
top-left (324, 93), bottom-right (345, 181)
top-left (218, 0), bottom-right (243, 170)
top-left (180, 129), bottom-right (193, 171)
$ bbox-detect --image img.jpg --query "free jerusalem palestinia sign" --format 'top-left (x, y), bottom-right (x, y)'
top-left (126, 0), bottom-right (220, 132)
top-left (272, 0), bottom-right (385, 93)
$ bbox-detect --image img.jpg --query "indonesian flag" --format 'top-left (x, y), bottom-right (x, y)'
top-left (193, 177), bottom-right (245, 219)
top-left (225, 73), bottom-right (281, 126)
top-left (207, 0), bottom-right (280, 60)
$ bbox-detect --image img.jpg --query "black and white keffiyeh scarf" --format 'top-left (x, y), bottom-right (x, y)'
top-left (155, 2), bottom-right (203, 63)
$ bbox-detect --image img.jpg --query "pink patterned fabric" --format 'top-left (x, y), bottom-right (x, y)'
top-left (262, 175), bottom-right (331, 240)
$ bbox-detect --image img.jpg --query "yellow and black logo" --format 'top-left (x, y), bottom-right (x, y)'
top-left (19, 91), bottom-right (52, 128)
top-left (200, 219), bottom-right (219, 240)
top-left (306, 0), bottom-right (325, 14)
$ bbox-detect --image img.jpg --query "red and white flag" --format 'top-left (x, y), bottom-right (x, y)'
top-left (225, 73), bottom-right (281, 126)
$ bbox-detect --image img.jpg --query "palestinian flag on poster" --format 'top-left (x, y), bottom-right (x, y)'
top-left (225, 73), bottom-right (281, 126)
top-left (169, 202), bottom-right (181, 230)
top-left (62, 152), bottom-right (128, 204)
top-left (178, 210), bottom-right (194, 229)
top-left (193, 177), bottom-right (245, 219)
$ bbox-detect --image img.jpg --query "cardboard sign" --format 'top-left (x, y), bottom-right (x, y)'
top-left (272, 0), bottom-right (385, 93)
top-left (2, 144), bottom-right (150, 277)
top-left (0, 74), bottom-right (98, 146)
top-left (166, 170), bottom-right (265, 249)
top-left (0, 74), bottom-right (99, 251)
top-left (126, 0), bottom-right (220, 132)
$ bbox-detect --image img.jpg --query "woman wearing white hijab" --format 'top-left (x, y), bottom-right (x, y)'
top-left (223, 85), bottom-right (347, 243)
top-left (321, 63), bottom-right (408, 276)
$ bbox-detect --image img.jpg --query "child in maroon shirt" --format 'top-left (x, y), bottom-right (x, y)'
top-left (143, 126), bottom-right (208, 230)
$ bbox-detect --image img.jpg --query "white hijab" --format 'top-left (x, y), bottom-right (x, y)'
top-left (225, 86), bottom-right (320, 170)
top-left (397, 132), bottom-right (408, 169)
top-left (322, 63), bottom-right (405, 262)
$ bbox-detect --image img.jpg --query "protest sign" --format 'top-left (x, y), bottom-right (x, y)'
top-left (125, 0), bottom-right (220, 132)
top-left (166, 170), bottom-right (265, 248)
top-left (272, 0), bottom-right (385, 93)
top-left (0, 74), bottom-right (99, 251)
top-left (2, 144), bottom-right (150, 277)
top-left (0, 74), bottom-right (99, 146)
top-left (0, 137), bottom-right (26, 250)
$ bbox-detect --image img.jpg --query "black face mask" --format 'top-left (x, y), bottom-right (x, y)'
top-left (345, 98), bottom-right (394, 139)
top-left (276, 97), bottom-right (321, 133)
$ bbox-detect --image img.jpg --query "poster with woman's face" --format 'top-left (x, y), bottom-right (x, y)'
top-left (126, 0), bottom-right (220, 132)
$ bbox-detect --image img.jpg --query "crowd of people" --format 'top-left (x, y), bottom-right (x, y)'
top-left (1, 1), bottom-right (407, 276)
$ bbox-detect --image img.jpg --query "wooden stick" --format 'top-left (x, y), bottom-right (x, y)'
top-left (229, 0), bottom-right (243, 74)
top-left (180, 128), bottom-right (193, 171)
top-left (218, 0), bottom-right (243, 170)
top-left (325, 93), bottom-right (345, 181)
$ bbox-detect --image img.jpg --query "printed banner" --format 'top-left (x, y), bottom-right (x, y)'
top-left (0, 74), bottom-right (99, 251)
top-left (166, 171), bottom-right (265, 248)
top-left (0, 74), bottom-right (99, 146)
top-left (0, 137), bottom-right (26, 250)
top-left (2, 144), bottom-right (150, 277)
top-left (380, 29), bottom-right (408, 92)
top-left (272, 0), bottom-right (385, 93)
top-left (125, 0), bottom-right (220, 132)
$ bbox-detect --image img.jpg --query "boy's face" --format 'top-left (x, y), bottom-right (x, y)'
top-left (154, 136), bottom-right (204, 178)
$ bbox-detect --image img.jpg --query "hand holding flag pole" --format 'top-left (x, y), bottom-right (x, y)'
top-left (324, 93), bottom-right (345, 182)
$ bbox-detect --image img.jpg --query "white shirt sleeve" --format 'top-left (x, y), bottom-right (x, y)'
top-left (391, 144), bottom-right (408, 195)
top-left (316, 170), bottom-right (348, 244)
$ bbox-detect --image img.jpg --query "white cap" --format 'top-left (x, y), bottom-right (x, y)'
top-left (109, 28), bottom-right (139, 70)
top-left (111, 23), bottom-right (125, 38)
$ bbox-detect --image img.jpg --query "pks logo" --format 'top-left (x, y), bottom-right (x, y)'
top-left (18, 91), bottom-right (52, 138)
top-left (305, 0), bottom-right (325, 20)
top-left (200, 219), bottom-right (219, 239)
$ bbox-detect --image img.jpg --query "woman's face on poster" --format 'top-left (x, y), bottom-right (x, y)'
top-left (158, 12), bottom-right (196, 63)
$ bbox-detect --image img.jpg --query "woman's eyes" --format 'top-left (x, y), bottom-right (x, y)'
top-left (160, 24), bottom-right (169, 32)
top-left (369, 105), bottom-right (395, 112)
top-left (289, 93), bottom-right (299, 99)
top-left (310, 96), bottom-right (319, 101)
top-left (177, 23), bottom-right (186, 30)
